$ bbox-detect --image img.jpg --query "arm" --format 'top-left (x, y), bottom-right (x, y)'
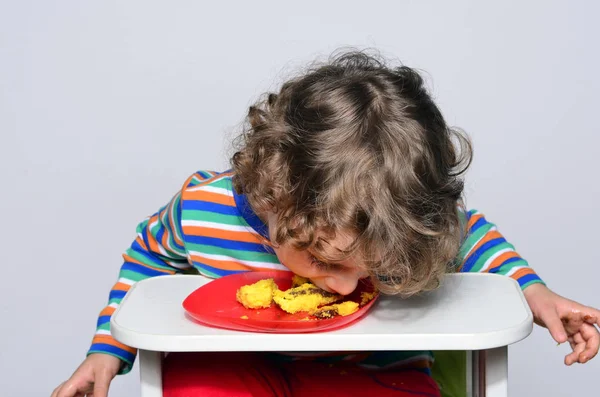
top-left (456, 209), bottom-right (544, 289)
top-left (53, 172), bottom-right (221, 397)
top-left (87, 187), bottom-right (192, 373)
top-left (456, 209), bottom-right (600, 365)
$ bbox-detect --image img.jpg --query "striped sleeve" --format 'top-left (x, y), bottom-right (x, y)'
top-left (86, 172), bottom-right (212, 374)
top-left (456, 209), bottom-right (545, 290)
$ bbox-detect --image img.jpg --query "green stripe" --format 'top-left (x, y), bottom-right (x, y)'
top-left (189, 175), bottom-right (204, 186)
top-left (468, 241), bottom-right (514, 272)
top-left (457, 222), bottom-right (494, 261)
top-left (490, 258), bottom-right (528, 274)
top-left (182, 209), bottom-right (250, 226)
top-left (136, 219), bottom-right (149, 234)
top-left (521, 279), bottom-right (546, 290)
top-left (125, 249), bottom-right (176, 272)
top-left (187, 243), bottom-right (280, 263)
top-left (108, 298), bottom-right (121, 305)
top-left (87, 350), bottom-right (134, 374)
top-left (171, 194), bottom-right (184, 243)
top-left (98, 322), bottom-right (110, 332)
top-left (210, 177), bottom-right (233, 190)
top-left (159, 200), bottom-right (186, 257)
top-left (197, 267), bottom-right (221, 278)
top-left (119, 269), bottom-right (151, 282)
top-left (149, 217), bottom-right (162, 237)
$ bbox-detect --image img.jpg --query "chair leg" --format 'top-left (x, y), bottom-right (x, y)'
top-left (470, 347), bottom-right (508, 397)
top-left (139, 350), bottom-right (163, 397)
top-left (484, 347), bottom-right (508, 397)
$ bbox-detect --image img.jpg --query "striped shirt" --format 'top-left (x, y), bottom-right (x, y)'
top-left (87, 170), bottom-right (544, 374)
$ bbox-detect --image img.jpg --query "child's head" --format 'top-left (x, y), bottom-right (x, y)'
top-left (231, 49), bottom-right (472, 296)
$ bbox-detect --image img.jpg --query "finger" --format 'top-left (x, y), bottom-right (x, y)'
top-left (51, 382), bottom-right (65, 397)
top-left (565, 336), bottom-right (586, 366)
top-left (568, 338), bottom-right (576, 352)
top-left (562, 311), bottom-right (586, 336)
top-left (565, 336), bottom-right (578, 365)
top-left (582, 307), bottom-right (600, 326)
top-left (542, 309), bottom-right (568, 343)
top-left (579, 323), bottom-right (600, 363)
top-left (56, 381), bottom-right (80, 397)
top-left (92, 370), bottom-right (112, 397)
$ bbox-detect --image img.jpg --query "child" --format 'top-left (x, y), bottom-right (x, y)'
top-left (52, 50), bottom-right (600, 397)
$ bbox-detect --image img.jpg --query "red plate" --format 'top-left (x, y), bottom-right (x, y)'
top-left (182, 271), bottom-right (379, 333)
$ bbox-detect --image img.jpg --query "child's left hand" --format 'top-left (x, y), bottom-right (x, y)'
top-left (523, 283), bottom-right (600, 365)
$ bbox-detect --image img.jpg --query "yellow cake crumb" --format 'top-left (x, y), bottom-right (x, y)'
top-left (273, 283), bottom-right (342, 314)
top-left (360, 291), bottom-right (377, 305)
top-left (291, 274), bottom-right (310, 287)
top-left (312, 301), bottom-right (359, 319)
top-left (240, 315), bottom-right (249, 319)
top-left (236, 278), bottom-right (278, 309)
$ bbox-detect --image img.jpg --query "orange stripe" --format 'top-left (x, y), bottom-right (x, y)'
top-left (160, 221), bottom-right (171, 253)
top-left (99, 306), bottom-right (116, 317)
top-left (487, 251), bottom-right (520, 272)
top-left (190, 255), bottom-right (287, 273)
top-left (121, 254), bottom-right (177, 274)
top-left (145, 215), bottom-right (161, 253)
top-left (510, 267), bottom-right (536, 281)
top-left (183, 226), bottom-right (263, 244)
top-left (467, 213), bottom-right (483, 229)
top-left (187, 172), bottom-right (233, 189)
top-left (167, 199), bottom-right (185, 247)
top-left (135, 236), bottom-right (149, 251)
top-left (112, 282), bottom-right (131, 292)
top-left (92, 335), bottom-right (137, 355)
top-left (249, 266), bottom-right (289, 273)
top-left (185, 190), bottom-right (235, 206)
top-left (189, 255), bottom-right (252, 271)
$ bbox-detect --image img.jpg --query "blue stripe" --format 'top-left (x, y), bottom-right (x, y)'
top-left (460, 237), bottom-right (507, 272)
top-left (231, 189), bottom-right (270, 239)
top-left (516, 273), bottom-right (541, 287)
top-left (182, 200), bottom-right (239, 216)
top-left (89, 343), bottom-right (136, 364)
top-left (170, 196), bottom-right (186, 252)
top-left (109, 289), bottom-right (127, 301)
top-left (155, 225), bottom-right (165, 247)
top-left (468, 217), bottom-right (488, 234)
top-left (140, 222), bottom-right (152, 255)
top-left (97, 315), bottom-right (111, 327)
top-left (129, 240), bottom-right (178, 268)
top-left (198, 170), bottom-right (215, 179)
top-left (185, 234), bottom-right (273, 254)
top-left (121, 261), bottom-right (171, 277)
top-left (489, 256), bottom-right (523, 272)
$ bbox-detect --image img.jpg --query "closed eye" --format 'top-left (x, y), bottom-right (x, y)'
top-left (309, 255), bottom-right (343, 272)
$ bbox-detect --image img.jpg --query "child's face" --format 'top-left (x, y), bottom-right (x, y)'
top-left (266, 212), bottom-right (368, 295)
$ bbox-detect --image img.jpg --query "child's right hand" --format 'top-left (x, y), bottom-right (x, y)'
top-left (51, 353), bottom-right (122, 397)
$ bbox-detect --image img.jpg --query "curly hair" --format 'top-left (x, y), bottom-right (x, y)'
top-left (231, 49), bottom-right (473, 296)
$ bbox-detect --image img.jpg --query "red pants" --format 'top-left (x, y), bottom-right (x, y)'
top-left (162, 352), bottom-right (440, 397)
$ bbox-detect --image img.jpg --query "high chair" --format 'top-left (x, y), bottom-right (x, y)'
top-left (111, 273), bottom-right (533, 397)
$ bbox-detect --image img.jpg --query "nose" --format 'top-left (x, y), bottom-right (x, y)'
top-left (323, 274), bottom-right (361, 296)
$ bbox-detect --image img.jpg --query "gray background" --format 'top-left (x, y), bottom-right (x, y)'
top-left (1, 1), bottom-right (598, 396)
